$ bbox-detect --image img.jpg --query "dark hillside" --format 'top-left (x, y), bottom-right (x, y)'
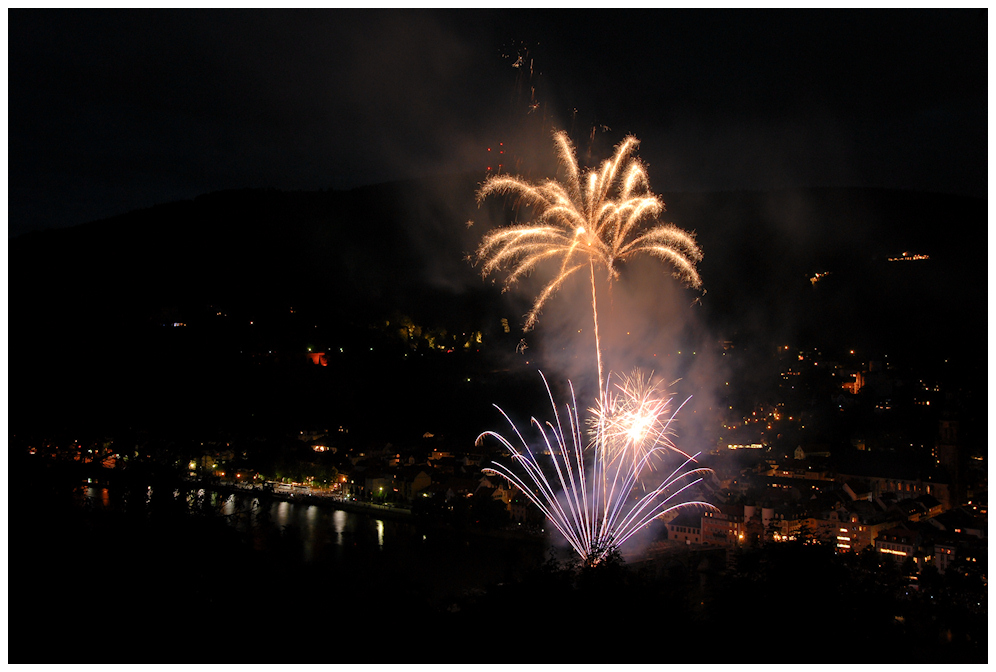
top-left (667, 187), bottom-right (986, 357)
top-left (10, 180), bottom-right (985, 439)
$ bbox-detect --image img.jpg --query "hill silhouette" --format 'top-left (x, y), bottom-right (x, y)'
top-left (10, 178), bottom-right (986, 440)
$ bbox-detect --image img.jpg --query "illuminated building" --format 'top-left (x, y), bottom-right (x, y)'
top-left (886, 251), bottom-right (929, 262)
top-left (841, 370), bottom-right (864, 394)
top-left (875, 525), bottom-right (922, 564)
top-left (933, 541), bottom-right (957, 575)
top-left (815, 504), bottom-right (891, 552)
top-left (701, 504), bottom-right (746, 547)
top-left (666, 510), bottom-right (702, 544)
top-left (477, 475), bottom-right (516, 507)
top-left (762, 507), bottom-right (807, 542)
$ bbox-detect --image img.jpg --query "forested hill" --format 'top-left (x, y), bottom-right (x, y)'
top-left (12, 180), bottom-right (985, 343)
top-left (10, 178), bottom-right (986, 436)
top-left (10, 174), bottom-right (497, 330)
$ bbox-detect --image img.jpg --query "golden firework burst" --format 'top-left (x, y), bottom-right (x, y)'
top-left (476, 130), bottom-right (703, 332)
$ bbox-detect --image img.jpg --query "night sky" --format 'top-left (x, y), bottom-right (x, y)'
top-left (8, 9), bottom-right (987, 238)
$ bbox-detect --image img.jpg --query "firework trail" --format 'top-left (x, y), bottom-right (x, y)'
top-left (475, 130), bottom-right (703, 395)
top-left (478, 370), bottom-right (715, 566)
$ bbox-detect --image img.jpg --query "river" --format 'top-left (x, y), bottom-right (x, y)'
top-left (76, 480), bottom-right (410, 561)
top-left (68, 476), bottom-right (554, 604)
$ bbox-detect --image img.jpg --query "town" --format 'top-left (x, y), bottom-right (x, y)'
top-left (18, 324), bottom-right (986, 583)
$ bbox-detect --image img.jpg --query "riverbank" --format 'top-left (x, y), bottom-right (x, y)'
top-left (21, 457), bottom-right (548, 546)
top-left (187, 477), bottom-right (416, 521)
top-left (186, 476), bottom-right (550, 544)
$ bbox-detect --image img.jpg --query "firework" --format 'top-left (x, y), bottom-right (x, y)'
top-left (590, 369), bottom-right (676, 468)
top-left (474, 131), bottom-right (712, 564)
top-left (476, 130), bottom-right (703, 334)
top-left (478, 370), bottom-right (715, 566)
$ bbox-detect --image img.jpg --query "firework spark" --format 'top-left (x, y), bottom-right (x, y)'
top-left (476, 130), bottom-right (703, 334)
top-left (478, 370), bottom-right (715, 566)
top-left (590, 369), bottom-right (676, 469)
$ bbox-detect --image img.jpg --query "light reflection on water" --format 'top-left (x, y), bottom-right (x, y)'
top-left (332, 509), bottom-right (346, 546)
top-left (275, 501), bottom-right (292, 528)
top-left (68, 479), bottom-right (548, 598)
top-left (75, 480), bottom-right (399, 561)
top-left (77, 485), bottom-right (112, 509)
top-left (232, 493), bottom-right (396, 562)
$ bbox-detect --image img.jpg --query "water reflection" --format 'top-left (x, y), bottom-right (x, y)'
top-left (332, 510), bottom-right (346, 536)
top-left (64, 478), bottom-right (548, 603)
top-left (302, 506), bottom-right (319, 563)
top-left (331, 509), bottom-right (347, 554)
top-left (275, 502), bottom-right (291, 528)
top-left (73, 480), bottom-right (531, 565)
top-left (215, 497), bottom-right (398, 562)
top-left (77, 485), bottom-right (111, 510)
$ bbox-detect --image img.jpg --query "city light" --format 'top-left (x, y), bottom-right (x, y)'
top-left (880, 548), bottom-right (908, 557)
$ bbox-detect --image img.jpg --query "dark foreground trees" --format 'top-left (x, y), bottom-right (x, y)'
top-left (443, 540), bottom-right (985, 664)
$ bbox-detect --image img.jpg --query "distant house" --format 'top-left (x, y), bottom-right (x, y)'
top-left (478, 474), bottom-right (501, 490)
top-left (507, 493), bottom-right (543, 526)
top-left (398, 467), bottom-right (432, 500)
top-left (912, 494), bottom-right (943, 519)
top-left (926, 507), bottom-right (986, 539)
top-left (769, 458), bottom-right (831, 481)
top-left (701, 504), bottom-right (745, 546)
top-left (477, 478), bottom-right (516, 507)
top-left (766, 506), bottom-right (809, 542)
top-left (794, 444), bottom-right (831, 460)
top-left (933, 540), bottom-right (958, 575)
top-left (429, 447), bottom-right (454, 462)
top-left (875, 525), bottom-right (921, 565)
top-left (428, 455), bottom-right (459, 474)
top-left (931, 536), bottom-right (986, 575)
top-left (837, 466), bottom-right (952, 510)
top-left (666, 510), bottom-right (702, 544)
top-left (816, 504), bottom-right (891, 552)
top-left (460, 453), bottom-right (483, 468)
top-left (296, 429), bottom-right (328, 443)
top-left (888, 498), bottom-right (932, 522)
top-left (444, 476), bottom-right (480, 498)
top-left (364, 471), bottom-right (395, 499)
top-left (842, 479), bottom-right (874, 501)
